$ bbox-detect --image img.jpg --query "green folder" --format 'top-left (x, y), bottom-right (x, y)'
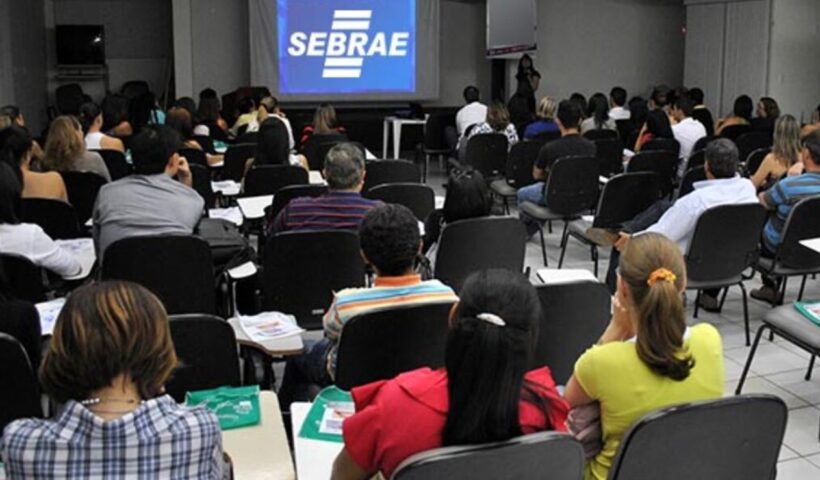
top-left (298, 386), bottom-right (354, 443)
top-left (186, 385), bottom-right (261, 430)
top-left (795, 301), bottom-right (820, 327)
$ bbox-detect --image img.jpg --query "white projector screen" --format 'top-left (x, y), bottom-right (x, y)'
top-left (486, 0), bottom-right (536, 58)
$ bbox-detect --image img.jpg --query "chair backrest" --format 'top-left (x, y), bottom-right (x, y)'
top-left (435, 217), bottom-right (527, 291)
top-left (223, 143), bottom-right (256, 182)
top-left (263, 230), bottom-right (366, 329)
top-left (0, 333), bottom-right (42, 435)
top-left (692, 135), bottom-right (715, 153)
top-left (166, 314), bottom-right (241, 402)
top-left (615, 119), bottom-right (634, 143)
top-left (267, 184), bottom-right (328, 222)
top-left (686, 203), bottom-right (767, 284)
top-left (592, 172), bottom-right (661, 228)
top-left (56, 83), bottom-right (84, 115)
top-left (243, 165), bottom-right (308, 197)
top-left (583, 129), bottom-right (618, 141)
top-left (641, 137), bottom-right (681, 158)
top-left (189, 164), bottom-right (216, 209)
top-left (545, 156), bottom-right (600, 216)
top-left (533, 282), bottom-right (610, 385)
top-left (626, 150), bottom-right (678, 197)
top-left (0, 254), bottom-right (46, 303)
top-left (90, 149), bottom-right (132, 180)
top-left (686, 149), bottom-right (706, 171)
top-left (505, 140), bottom-right (544, 189)
top-left (21, 198), bottom-right (82, 240)
top-left (424, 113), bottom-right (453, 151)
top-left (363, 160), bottom-right (421, 193)
top-left (192, 135), bottom-right (216, 154)
top-left (608, 395), bottom-right (786, 480)
top-left (392, 431), bottom-right (585, 480)
top-left (465, 133), bottom-right (509, 178)
top-left (366, 183), bottom-right (435, 221)
top-left (61, 170), bottom-right (108, 225)
top-left (102, 235), bottom-right (217, 315)
top-left (736, 131), bottom-right (772, 165)
top-left (720, 124), bottom-right (753, 142)
top-left (776, 195), bottom-right (820, 270)
top-left (179, 147), bottom-right (209, 168)
top-left (235, 131), bottom-right (258, 145)
top-left (677, 166), bottom-right (707, 199)
top-left (302, 133), bottom-right (349, 171)
top-left (335, 302), bottom-right (456, 391)
top-left (593, 137), bottom-right (624, 177)
top-left (745, 147), bottom-right (771, 177)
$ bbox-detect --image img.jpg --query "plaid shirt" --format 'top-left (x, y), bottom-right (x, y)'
top-left (1, 395), bottom-right (224, 479)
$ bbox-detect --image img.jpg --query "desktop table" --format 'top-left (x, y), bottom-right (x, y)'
top-left (291, 402), bottom-right (344, 480)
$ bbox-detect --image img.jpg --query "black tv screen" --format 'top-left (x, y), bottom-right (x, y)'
top-left (56, 25), bottom-right (105, 65)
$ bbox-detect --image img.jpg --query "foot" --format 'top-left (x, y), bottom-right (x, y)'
top-left (585, 227), bottom-right (619, 247)
top-left (750, 286), bottom-right (783, 305)
top-left (698, 293), bottom-right (721, 313)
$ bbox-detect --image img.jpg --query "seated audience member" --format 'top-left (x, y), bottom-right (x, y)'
top-left (671, 93), bottom-right (707, 176)
top-left (0, 126), bottom-right (68, 202)
top-left (0, 262), bottom-right (41, 369)
top-left (300, 103), bottom-right (346, 146)
top-left (456, 86), bottom-right (488, 141)
top-left (0, 113), bottom-right (11, 129)
top-left (751, 114), bottom-right (801, 191)
top-left (649, 85), bottom-right (671, 111)
top-left (166, 107), bottom-right (223, 166)
top-left (753, 129), bottom-right (820, 303)
top-left (250, 96), bottom-right (296, 149)
top-left (715, 95), bottom-right (753, 136)
top-left (570, 93), bottom-right (588, 118)
top-left (0, 162), bottom-right (80, 277)
top-left (43, 116), bottom-right (111, 181)
top-left (230, 97), bottom-right (258, 136)
top-left (195, 88), bottom-right (229, 139)
top-left (608, 87), bottom-right (630, 121)
top-left (752, 96), bottom-right (780, 133)
top-left (1, 105), bottom-right (27, 129)
top-left (129, 92), bottom-right (164, 134)
top-left (101, 94), bottom-right (134, 137)
top-left (79, 102), bottom-right (126, 153)
top-left (92, 125), bottom-right (203, 256)
top-left (581, 93), bottom-right (617, 133)
top-left (253, 117), bottom-right (308, 169)
top-left (267, 142), bottom-right (377, 235)
top-left (524, 96), bottom-right (560, 139)
top-left (173, 97), bottom-right (198, 119)
top-left (331, 269), bottom-right (570, 479)
top-left (565, 233), bottom-right (724, 480)
top-left (278, 204), bottom-right (459, 409)
top-left (801, 103), bottom-right (820, 138)
top-left (1, 281), bottom-right (225, 478)
top-left (689, 88), bottom-right (715, 137)
top-left (460, 101), bottom-right (519, 160)
top-left (634, 109), bottom-right (674, 152)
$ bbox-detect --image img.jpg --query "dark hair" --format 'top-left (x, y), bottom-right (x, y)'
top-left (557, 100), bottom-right (583, 130)
top-left (255, 117), bottom-right (290, 166)
top-left (165, 107), bottom-right (194, 141)
top-left (324, 142), bottom-right (364, 190)
top-left (129, 92), bottom-right (158, 133)
top-left (197, 97), bottom-right (221, 123)
top-left (517, 54), bottom-right (534, 73)
top-left (804, 129), bottom-right (820, 166)
top-left (442, 269), bottom-right (549, 446)
top-left (610, 87), bottom-right (627, 107)
top-left (588, 93), bottom-right (610, 129)
top-left (704, 138), bottom-right (739, 178)
top-left (759, 97), bottom-right (780, 119)
top-left (101, 94), bottom-right (129, 132)
top-left (130, 125), bottom-right (182, 175)
top-left (359, 204), bottom-right (420, 276)
top-left (199, 88), bottom-right (218, 100)
top-left (238, 97), bottom-right (256, 115)
top-left (733, 95), bottom-right (754, 121)
top-left (1, 105), bottom-right (21, 121)
top-left (0, 161), bottom-right (22, 224)
top-left (443, 169), bottom-right (491, 224)
top-left (651, 86), bottom-right (670, 108)
top-left (463, 86), bottom-right (480, 104)
top-left (689, 88), bottom-right (705, 105)
top-left (78, 102), bottom-right (102, 134)
top-left (645, 109), bottom-right (673, 138)
top-left (569, 93), bottom-right (587, 118)
top-left (672, 93), bottom-right (696, 117)
top-left (629, 97), bottom-right (648, 128)
top-left (0, 126), bottom-right (33, 181)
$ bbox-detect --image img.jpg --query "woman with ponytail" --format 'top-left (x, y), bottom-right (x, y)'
top-left (565, 233), bottom-right (724, 480)
top-left (331, 269), bottom-right (569, 480)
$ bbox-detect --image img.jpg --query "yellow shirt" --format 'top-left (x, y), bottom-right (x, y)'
top-left (574, 323), bottom-right (724, 480)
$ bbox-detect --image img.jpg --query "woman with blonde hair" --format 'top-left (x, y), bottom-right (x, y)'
top-left (43, 115), bottom-right (111, 181)
top-left (564, 233), bottom-right (724, 480)
top-left (524, 96), bottom-right (560, 139)
top-left (300, 103), bottom-right (346, 146)
top-left (750, 114), bottom-right (801, 191)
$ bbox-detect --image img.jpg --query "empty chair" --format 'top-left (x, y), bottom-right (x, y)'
top-left (490, 140), bottom-right (545, 213)
top-left (334, 302), bottom-right (457, 391)
top-left (102, 235), bottom-right (217, 315)
top-left (366, 183), bottom-right (435, 221)
top-left (61, 170), bottom-right (107, 225)
top-left (363, 160), bottom-right (421, 193)
top-left (720, 123), bottom-right (753, 142)
top-left (179, 147), bottom-right (209, 167)
top-left (243, 165), bottom-right (308, 197)
top-left (627, 150), bottom-right (678, 198)
top-left (21, 198), bottom-right (83, 239)
top-left (434, 217), bottom-right (527, 291)
top-left (465, 133), bottom-right (508, 179)
top-left (0, 333), bottom-right (42, 436)
top-left (222, 143), bottom-right (256, 182)
top-left (641, 137), bottom-right (680, 157)
top-left (594, 137), bottom-right (624, 177)
top-left (736, 131), bottom-right (772, 165)
top-left (91, 149), bottom-right (132, 180)
top-left (744, 147), bottom-right (771, 178)
top-left (166, 314), bottom-right (241, 402)
top-left (302, 132), bottom-right (348, 171)
top-left (418, 112), bottom-right (455, 181)
top-left (266, 184), bottom-right (328, 224)
top-left (392, 432), bottom-right (584, 480)
top-left (583, 129), bottom-right (618, 141)
top-left (0, 254), bottom-right (46, 303)
top-left (608, 395), bottom-right (786, 480)
top-left (189, 164), bottom-right (216, 209)
top-left (677, 166), bottom-right (707, 199)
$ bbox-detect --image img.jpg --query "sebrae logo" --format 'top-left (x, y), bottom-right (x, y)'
top-left (287, 10), bottom-right (410, 79)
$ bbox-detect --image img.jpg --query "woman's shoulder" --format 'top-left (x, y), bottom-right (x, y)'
top-left (688, 323), bottom-right (722, 347)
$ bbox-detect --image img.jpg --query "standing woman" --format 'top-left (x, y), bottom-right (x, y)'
top-left (79, 102), bottom-right (126, 153)
top-left (515, 54), bottom-right (541, 115)
top-left (42, 116), bottom-right (111, 182)
top-left (751, 114), bottom-right (801, 191)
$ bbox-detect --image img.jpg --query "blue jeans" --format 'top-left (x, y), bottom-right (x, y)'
top-left (517, 182), bottom-right (547, 236)
top-left (277, 338), bottom-right (333, 411)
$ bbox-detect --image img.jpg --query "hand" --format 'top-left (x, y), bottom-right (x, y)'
top-left (599, 291), bottom-right (635, 344)
top-left (614, 232), bottom-right (631, 252)
top-left (176, 156), bottom-right (192, 186)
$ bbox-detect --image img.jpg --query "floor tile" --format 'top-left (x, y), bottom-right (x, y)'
top-left (725, 342), bottom-right (809, 376)
top-left (776, 457), bottom-right (820, 479)
top-left (728, 376), bottom-right (808, 409)
top-left (767, 369), bottom-right (820, 408)
top-left (781, 406), bottom-right (820, 456)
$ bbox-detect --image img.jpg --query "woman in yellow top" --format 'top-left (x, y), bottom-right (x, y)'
top-left (750, 115), bottom-right (801, 191)
top-left (564, 233), bottom-right (724, 480)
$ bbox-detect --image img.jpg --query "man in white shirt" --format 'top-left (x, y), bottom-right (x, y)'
top-left (455, 86), bottom-right (487, 140)
top-left (608, 86), bottom-right (631, 121)
top-left (247, 96), bottom-right (296, 151)
top-left (671, 93), bottom-right (707, 178)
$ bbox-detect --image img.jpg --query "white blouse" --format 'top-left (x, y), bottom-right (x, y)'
top-left (0, 223), bottom-right (81, 277)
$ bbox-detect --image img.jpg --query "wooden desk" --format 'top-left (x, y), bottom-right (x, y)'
top-left (223, 391), bottom-right (295, 480)
top-left (291, 402), bottom-right (344, 480)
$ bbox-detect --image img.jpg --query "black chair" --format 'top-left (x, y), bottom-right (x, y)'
top-left (720, 124), bottom-right (753, 142)
top-left (21, 198), bottom-right (83, 239)
top-left (692, 135), bottom-right (716, 153)
top-left (393, 432), bottom-right (584, 480)
top-left (243, 165), bottom-right (308, 197)
top-left (686, 149), bottom-right (706, 171)
top-left (745, 147), bottom-right (771, 178)
top-left (583, 129), bottom-right (618, 141)
top-left (615, 119), bottom-right (634, 144)
top-left (0, 333), bottom-right (42, 435)
top-left (90, 149), bottom-right (132, 180)
top-left (102, 236), bottom-right (217, 315)
top-left (223, 143), bottom-right (256, 182)
top-left (519, 156), bottom-right (600, 266)
top-left (55, 83), bottom-right (84, 115)
top-left (302, 133), bottom-right (348, 171)
top-left (465, 133), bottom-right (509, 179)
top-left (235, 131), bottom-right (258, 145)
top-left (418, 113), bottom-right (454, 181)
top-left (166, 314), bottom-right (241, 402)
top-left (61, 171), bottom-right (108, 225)
top-left (263, 230), bottom-right (365, 330)
top-left (531, 130), bottom-right (561, 143)
top-left (366, 183), bottom-right (435, 221)
top-left (685, 204), bottom-right (768, 345)
top-left (608, 395), bottom-right (786, 480)
top-left (677, 166), bottom-right (707, 199)
top-left (641, 137), bottom-right (681, 158)
top-left (627, 150), bottom-right (678, 198)
top-left (179, 148), bottom-right (209, 168)
top-left (434, 217), bottom-right (527, 292)
top-left (189, 164), bottom-right (216, 209)
top-left (363, 160), bottom-right (421, 193)
top-left (335, 302), bottom-right (457, 391)
top-left (192, 135), bottom-right (216, 154)
top-left (489, 140), bottom-right (544, 213)
top-left (736, 131), bottom-right (773, 166)
top-left (0, 254), bottom-right (47, 303)
top-left (594, 137), bottom-right (624, 177)
top-left (266, 184), bottom-right (328, 223)
top-left (533, 282), bottom-right (610, 385)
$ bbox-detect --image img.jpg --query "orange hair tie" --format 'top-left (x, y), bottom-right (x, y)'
top-left (647, 268), bottom-right (677, 286)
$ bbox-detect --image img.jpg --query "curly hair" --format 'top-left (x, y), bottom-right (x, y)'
top-left (359, 204), bottom-right (420, 276)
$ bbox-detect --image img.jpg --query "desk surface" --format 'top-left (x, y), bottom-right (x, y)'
top-left (536, 268), bottom-right (599, 285)
top-left (291, 402), bottom-right (344, 480)
top-left (237, 195), bottom-right (274, 220)
top-left (800, 238), bottom-right (820, 254)
top-left (223, 391), bottom-right (295, 480)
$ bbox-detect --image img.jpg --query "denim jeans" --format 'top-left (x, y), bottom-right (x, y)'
top-left (517, 182), bottom-right (547, 236)
top-left (277, 338), bottom-right (333, 412)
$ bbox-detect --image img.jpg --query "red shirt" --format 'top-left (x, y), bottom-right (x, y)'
top-left (342, 367), bottom-right (570, 478)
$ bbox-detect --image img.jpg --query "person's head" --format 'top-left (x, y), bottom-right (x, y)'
top-left (518, 54), bottom-right (533, 71)
top-left (486, 102), bottom-right (511, 132)
top-left (0, 161), bottom-right (22, 224)
top-left (703, 138), bottom-right (739, 179)
top-left (650, 85), bottom-right (670, 109)
top-left (802, 129), bottom-right (820, 170)
top-left (129, 125), bottom-right (183, 176)
top-left (536, 96), bottom-right (557, 120)
top-left (610, 87), bottom-right (627, 108)
top-left (237, 97), bottom-right (256, 115)
top-left (617, 233), bottom-right (693, 381)
top-left (671, 93), bottom-right (696, 121)
top-left (629, 96), bottom-right (648, 127)
top-left (757, 97), bottom-right (780, 119)
top-left (313, 103), bottom-right (339, 134)
top-left (556, 100), bottom-right (583, 133)
top-left (43, 115), bottom-right (85, 172)
top-left (732, 95), bottom-right (754, 121)
top-left (198, 87), bottom-right (218, 101)
top-left (689, 88), bottom-right (705, 106)
top-left (588, 93), bottom-right (610, 127)
top-left (258, 96), bottom-right (280, 116)
top-left (39, 281), bottom-right (177, 404)
top-left (772, 114), bottom-right (801, 169)
top-left (323, 142), bottom-right (365, 191)
top-left (255, 117), bottom-right (290, 166)
top-left (0, 126), bottom-right (34, 177)
top-left (463, 86), bottom-right (480, 104)
top-left (101, 94), bottom-right (129, 132)
top-left (358, 204), bottom-right (421, 276)
top-left (78, 102), bottom-right (103, 134)
top-left (569, 93), bottom-right (587, 118)
top-left (442, 269), bottom-right (544, 445)
top-left (197, 97), bottom-right (222, 123)
top-left (1, 105), bottom-right (23, 127)
top-left (165, 107), bottom-right (194, 141)
top-left (644, 109), bottom-right (673, 139)
top-left (443, 168), bottom-right (491, 224)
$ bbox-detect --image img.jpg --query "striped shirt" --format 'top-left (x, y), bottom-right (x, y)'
top-left (1, 395), bottom-right (224, 479)
top-left (270, 191), bottom-right (380, 234)
top-left (762, 172), bottom-right (820, 251)
top-left (323, 274), bottom-right (459, 377)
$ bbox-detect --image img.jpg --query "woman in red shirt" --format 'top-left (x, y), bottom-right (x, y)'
top-left (331, 269), bottom-right (570, 479)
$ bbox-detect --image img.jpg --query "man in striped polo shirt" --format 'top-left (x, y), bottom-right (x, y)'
top-left (278, 204), bottom-right (458, 407)
top-left (753, 129), bottom-right (820, 303)
top-left (267, 142), bottom-right (379, 235)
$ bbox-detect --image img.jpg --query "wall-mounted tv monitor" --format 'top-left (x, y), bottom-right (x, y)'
top-left (56, 25), bottom-right (105, 66)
